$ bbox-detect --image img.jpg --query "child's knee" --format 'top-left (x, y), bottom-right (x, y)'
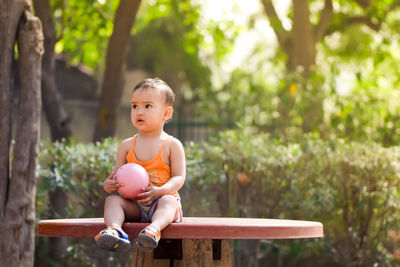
top-left (156, 196), bottom-right (182, 222)
top-left (159, 195), bottom-right (179, 208)
top-left (105, 195), bottom-right (123, 205)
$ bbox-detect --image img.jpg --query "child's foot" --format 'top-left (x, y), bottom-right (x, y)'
top-left (136, 224), bottom-right (161, 252)
top-left (95, 224), bottom-right (131, 252)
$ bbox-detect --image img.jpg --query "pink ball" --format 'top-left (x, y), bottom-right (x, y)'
top-left (115, 163), bottom-right (149, 199)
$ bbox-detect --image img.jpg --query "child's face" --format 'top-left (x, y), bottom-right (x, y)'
top-left (130, 87), bottom-right (172, 134)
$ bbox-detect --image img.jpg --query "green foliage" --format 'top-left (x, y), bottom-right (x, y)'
top-left (51, 0), bottom-right (118, 68)
top-left (317, 6), bottom-right (400, 146)
top-left (127, 0), bottom-right (239, 96)
top-left (199, 55), bottom-right (400, 146)
top-left (37, 138), bottom-right (117, 218)
top-left (195, 0), bottom-right (400, 146)
top-left (185, 129), bottom-right (400, 266)
top-left (197, 67), bottom-right (329, 141)
top-left (50, 0), bottom-right (237, 86)
top-left (321, 21), bottom-right (400, 146)
top-left (36, 138), bottom-right (130, 266)
top-left (127, 0), bottom-right (213, 91)
top-left (35, 133), bottom-right (400, 266)
top-left (47, 0), bottom-right (400, 148)
top-left (196, 69), bottom-right (275, 128)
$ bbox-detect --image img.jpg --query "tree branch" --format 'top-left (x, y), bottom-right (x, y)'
top-left (260, 0), bottom-right (290, 47)
top-left (56, 0), bottom-right (65, 42)
top-left (354, 0), bottom-right (370, 8)
top-left (93, 2), bottom-right (113, 21)
top-left (324, 14), bottom-right (380, 37)
top-left (314, 0), bottom-right (333, 42)
top-left (387, 0), bottom-right (400, 13)
top-left (321, 1), bottom-right (400, 39)
top-left (347, 16), bottom-right (381, 31)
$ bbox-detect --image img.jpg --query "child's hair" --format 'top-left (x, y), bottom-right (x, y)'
top-left (132, 78), bottom-right (175, 106)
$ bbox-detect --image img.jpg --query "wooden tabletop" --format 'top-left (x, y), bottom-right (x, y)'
top-left (38, 217), bottom-right (323, 240)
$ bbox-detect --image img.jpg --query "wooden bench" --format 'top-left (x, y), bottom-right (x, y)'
top-left (38, 217), bottom-right (323, 267)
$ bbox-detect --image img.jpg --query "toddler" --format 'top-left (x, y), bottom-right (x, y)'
top-left (95, 78), bottom-right (186, 252)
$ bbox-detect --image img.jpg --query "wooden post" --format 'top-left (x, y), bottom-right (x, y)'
top-left (215, 240), bottom-right (232, 267)
top-left (132, 239), bottom-right (231, 267)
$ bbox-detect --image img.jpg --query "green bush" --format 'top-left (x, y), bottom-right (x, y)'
top-left (185, 129), bottom-right (400, 267)
top-left (37, 138), bottom-right (117, 218)
top-left (36, 138), bottom-right (131, 267)
top-left (35, 132), bottom-right (400, 266)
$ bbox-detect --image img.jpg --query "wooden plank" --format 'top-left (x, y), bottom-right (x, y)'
top-left (37, 217), bottom-right (323, 239)
top-left (174, 239), bottom-right (214, 267)
top-left (37, 217), bottom-right (321, 267)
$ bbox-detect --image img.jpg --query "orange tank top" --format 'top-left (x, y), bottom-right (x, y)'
top-left (126, 135), bottom-right (179, 198)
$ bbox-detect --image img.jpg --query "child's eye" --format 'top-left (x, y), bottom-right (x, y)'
top-left (145, 104), bottom-right (152, 109)
top-left (132, 104), bottom-right (138, 109)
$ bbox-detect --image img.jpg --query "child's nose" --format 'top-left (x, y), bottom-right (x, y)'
top-left (136, 107), bottom-right (144, 114)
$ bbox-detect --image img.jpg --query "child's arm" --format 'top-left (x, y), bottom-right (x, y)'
top-left (138, 138), bottom-right (185, 206)
top-left (103, 138), bottom-right (131, 194)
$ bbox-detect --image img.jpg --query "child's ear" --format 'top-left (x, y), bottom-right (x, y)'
top-left (164, 106), bottom-right (173, 121)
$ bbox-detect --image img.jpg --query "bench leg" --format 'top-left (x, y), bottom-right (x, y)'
top-left (131, 239), bottom-right (231, 267)
top-left (214, 240), bottom-right (232, 267)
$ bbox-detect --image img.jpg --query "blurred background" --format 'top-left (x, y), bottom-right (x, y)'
top-left (21, 0), bottom-right (400, 266)
top-left (31, 0), bottom-right (400, 145)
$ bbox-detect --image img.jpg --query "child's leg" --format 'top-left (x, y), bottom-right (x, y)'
top-left (104, 195), bottom-right (141, 227)
top-left (136, 195), bottom-right (181, 252)
top-left (95, 195), bottom-right (141, 252)
top-left (150, 195), bottom-right (181, 230)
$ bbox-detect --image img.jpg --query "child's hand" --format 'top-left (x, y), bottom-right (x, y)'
top-left (103, 172), bottom-right (124, 194)
top-left (137, 186), bottom-right (162, 206)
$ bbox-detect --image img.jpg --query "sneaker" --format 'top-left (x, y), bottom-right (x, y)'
top-left (95, 224), bottom-right (131, 252)
top-left (136, 224), bottom-right (161, 252)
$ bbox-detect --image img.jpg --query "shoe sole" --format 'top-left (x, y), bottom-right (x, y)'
top-left (96, 233), bottom-right (131, 252)
top-left (136, 234), bottom-right (158, 252)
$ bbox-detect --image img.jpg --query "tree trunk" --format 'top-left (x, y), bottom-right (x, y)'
top-left (261, 0), bottom-right (327, 134)
top-left (0, 0), bottom-right (25, 223)
top-left (291, 0), bottom-right (322, 132)
top-left (0, 1), bottom-right (43, 266)
top-left (33, 1), bottom-right (70, 265)
top-left (33, 0), bottom-right (72, 141)
top-left (261, 0), bottom-right (319, 74)
top-left (291, 0), bottom-right (316, 74)
top-left (93, 0), bottom-right (142, 141)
